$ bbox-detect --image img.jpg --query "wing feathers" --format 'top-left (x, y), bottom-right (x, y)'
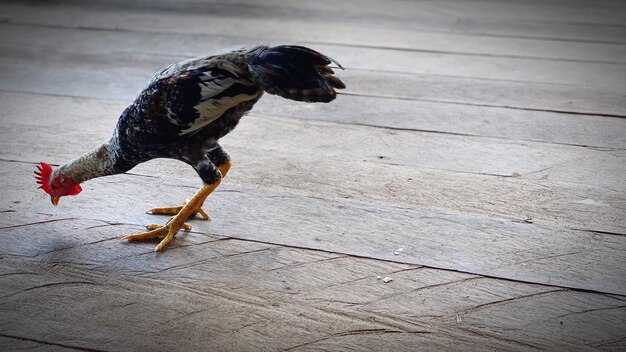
top-left (181, 69), bottom-right (260, 135)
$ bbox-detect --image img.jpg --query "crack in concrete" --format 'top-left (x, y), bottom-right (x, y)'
top-left (266, 255), bottom-right (347, 273)
top-left (0, 333), bottom-right (110, 352)
top-left (0, 218), bottom-right (78, 231)
top-left (282, 328), bottom-right (433, 351)
top-left (0, 280), bottom-right (96, 300)
top-left (361, 276), bottom-right (483, 307)
top-left (455, 289), bottom-right (565, 317)
top-left (549, 304), bottom-right (626, 320)
top-left (454, 326), bottom-right (543, 350)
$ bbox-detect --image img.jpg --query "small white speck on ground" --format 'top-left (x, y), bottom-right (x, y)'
top-left (574, 199), bottom-right (608, 207)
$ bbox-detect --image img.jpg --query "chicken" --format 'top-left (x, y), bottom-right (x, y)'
top-left (35, 45), bottom-right (345, 251)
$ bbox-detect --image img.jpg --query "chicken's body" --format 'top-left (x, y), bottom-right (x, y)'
top-left (38, 45), bottom-right (345, 251)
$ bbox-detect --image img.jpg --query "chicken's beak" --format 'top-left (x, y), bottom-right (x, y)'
top-left (51, 195), bottom-right (60, 206)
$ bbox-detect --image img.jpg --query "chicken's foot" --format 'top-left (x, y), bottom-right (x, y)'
top-left (143, 161), bottom-right (231, 221)
top-left (124, 160), bottom-right (229, 251)
top-left (124, 179), bottom-right (222, 251)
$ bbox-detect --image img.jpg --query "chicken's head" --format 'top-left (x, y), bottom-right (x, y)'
top-left (35, 162), bottom-right (82, 206)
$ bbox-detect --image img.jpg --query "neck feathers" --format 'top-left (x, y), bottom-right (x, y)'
top-left (55, 142), bottom-right (120, 184)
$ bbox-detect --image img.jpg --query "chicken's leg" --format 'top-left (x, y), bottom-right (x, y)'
top-left (145, 160), bottom-right (231, 221)
top-left (125, 155), bottom-right (229, 252)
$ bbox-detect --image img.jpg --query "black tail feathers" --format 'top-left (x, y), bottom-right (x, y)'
top-left (247, 45), bottom-right (345, 103)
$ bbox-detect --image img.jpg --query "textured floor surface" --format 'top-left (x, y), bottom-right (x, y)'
top-left (0, 0), bottom-right (625, 351)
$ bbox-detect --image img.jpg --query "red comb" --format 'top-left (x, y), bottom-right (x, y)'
top-left (34, 162), bottom-right (53, 195)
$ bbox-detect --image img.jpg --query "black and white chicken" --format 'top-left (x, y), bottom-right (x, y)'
top-left (35, 45), bottom-right (345, 251)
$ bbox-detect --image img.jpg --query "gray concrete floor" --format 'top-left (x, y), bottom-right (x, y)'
top-left (0, 1), bottom-right (625, 351)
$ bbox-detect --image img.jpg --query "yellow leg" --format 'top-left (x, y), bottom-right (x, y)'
top-left (145, 160), bottom-right (231, 221)
top-left (125, 180), bottom-right (222, 251)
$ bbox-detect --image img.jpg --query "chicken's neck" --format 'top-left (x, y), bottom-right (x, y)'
top-left (55, 141), bottom-right (121, 184)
